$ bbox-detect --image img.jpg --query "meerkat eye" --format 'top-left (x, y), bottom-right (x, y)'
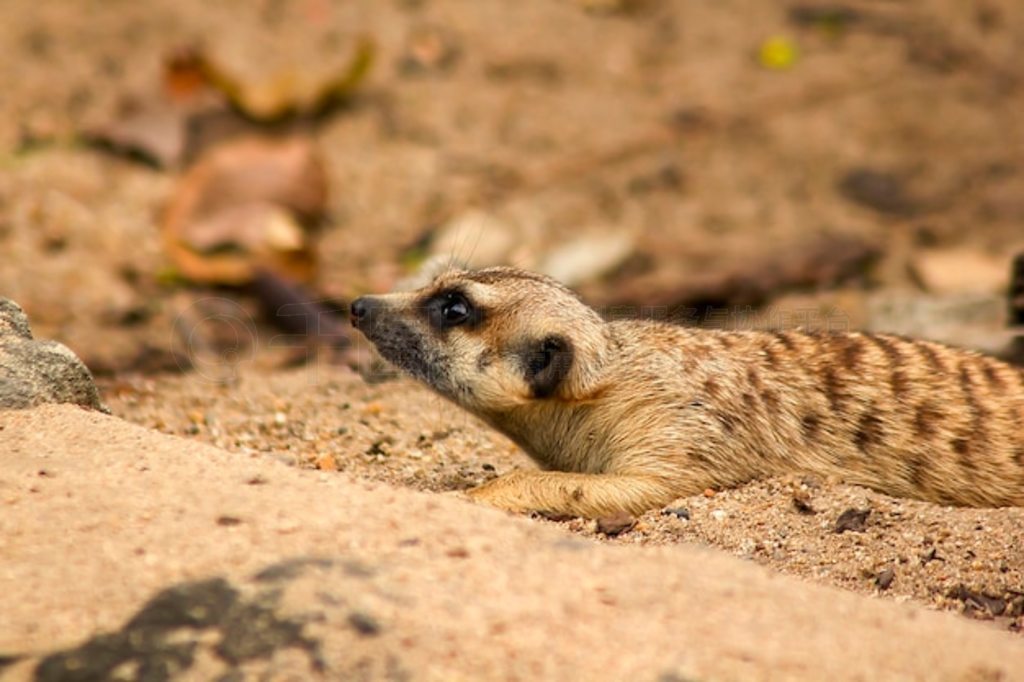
top-left (424, 289), bottom-right (480, 331)
top-left (439, 292), bottom-right (471, 327)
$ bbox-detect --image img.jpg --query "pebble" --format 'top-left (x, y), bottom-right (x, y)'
top-left (596, 512), bottom-right (636, 536)
top-left (710, 509), bottom-right (727, 522)
top-left (661, 507), bottom-right (690, 521)
top-left (791, 491), bottom-right (816, 515)
top-left (315, 454), bottom-right (338, 471)
top-left (348, 611), bottom-right (382, 636)
top-left (834, 508), bottom-right (870, 534)
top-left (875, 567), bottom-right (896, 590)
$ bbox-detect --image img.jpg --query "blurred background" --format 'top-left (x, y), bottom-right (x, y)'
top-left (1, 0), bottom-right (1022, 377)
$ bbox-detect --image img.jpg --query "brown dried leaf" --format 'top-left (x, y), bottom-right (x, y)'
top-left (162, 136), bottom-right (327, 285)
top-left (85, 105), bottom-right (187, 169)
top-left (197, 38), bottom-right (375, 122)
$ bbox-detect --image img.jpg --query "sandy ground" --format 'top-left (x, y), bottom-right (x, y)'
top-left (100, 364), bottom-right (1024, 637)
top-left (2, 404), bottom-right (1023, 681)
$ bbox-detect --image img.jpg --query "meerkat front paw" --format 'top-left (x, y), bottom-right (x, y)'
top-left (464, 471), bottom-right (538, 514)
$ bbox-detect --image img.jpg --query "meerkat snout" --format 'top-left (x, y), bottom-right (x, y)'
top-left (349, 296), bottom-right (380, 329)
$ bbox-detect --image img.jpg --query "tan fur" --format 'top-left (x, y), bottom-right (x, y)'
top-left (351, 266), bottom-right (1024, 518)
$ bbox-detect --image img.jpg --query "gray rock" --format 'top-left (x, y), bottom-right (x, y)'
top-left (0, 298), bottom-right (105, 412)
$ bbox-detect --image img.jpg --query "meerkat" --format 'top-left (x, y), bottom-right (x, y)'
top-left (350, 266), bottom-right (1024, 518)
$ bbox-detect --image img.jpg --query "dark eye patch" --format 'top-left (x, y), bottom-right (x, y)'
top-left (423, 289), bottom-right (483, 331)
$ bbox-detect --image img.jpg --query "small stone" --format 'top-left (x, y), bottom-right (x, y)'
top-left (952, 586), bottom-right (1006, 617)
top-left (366, 437), bottom-right (394, 457)
top-left (834, 508), bottom-right (870, 534)
top-left (875, 567), bottom-right (895, 590)
top-left (0, 298), bottom-right (106, 412)
top-left (837, 168), bottom-right (921, 216)
top-left (534, 511), bottom-right (578, 523)
top-left (399, 25), bottom-right (461, 74)
top-left (273, 411), bottom-right (287, 425)
top-left (596, 512), bottom-right (636, 536)
top-left (315, 454), bottom-right (337, 471)
top-left (661, 507), bottom-right (690, 521)
top-left (791, 491), bottom-right (816, 515)
top-left (348, 611), bottom-right (381, 636)
top-left (799, 476), bottom-right (822, 490)
top-left (911, 248), bottom-right (1008, 296)
top-left (710, 509), bottom-right (727, 522)
top-left (702, 488), bottom-right (716, 498)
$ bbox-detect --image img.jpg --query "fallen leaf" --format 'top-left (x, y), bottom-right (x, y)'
top-left (537, 232), bottom-right (635, 287)
top-left (197, 38), bottom-right (375, 122)
top-left (85, 104), bottom-right (186, 169)
top-left (162, 136), bottom-right (327, 285)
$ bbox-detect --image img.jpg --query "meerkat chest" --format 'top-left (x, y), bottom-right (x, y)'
top-left (483, 405), bottom-right (615, 474)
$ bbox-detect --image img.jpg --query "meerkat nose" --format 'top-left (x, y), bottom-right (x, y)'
top-left (350, 297), bottom-right (369, 326)
top-left (350, 296), bottom-right (379, 328)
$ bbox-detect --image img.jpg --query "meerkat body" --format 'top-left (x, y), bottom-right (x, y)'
top-left (351, 267), bottom-right (1024, 517)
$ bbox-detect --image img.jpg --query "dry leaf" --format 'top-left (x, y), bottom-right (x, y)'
top-left (162, 136), bottom-right (327, 285)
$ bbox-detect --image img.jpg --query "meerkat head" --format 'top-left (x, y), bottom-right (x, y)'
top-left (350, 266), bottom-right (611, 414)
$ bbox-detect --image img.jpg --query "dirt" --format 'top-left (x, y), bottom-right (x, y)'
top-left (4, 404), bottom-right (1022, 681)
top-left (99, 366), bottom-right (1024, 636)
top-left (2, 0), bottom-right (1024, 676)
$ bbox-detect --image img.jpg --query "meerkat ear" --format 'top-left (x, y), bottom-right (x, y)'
top-left (524, 335), bottom-right (574, 399)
